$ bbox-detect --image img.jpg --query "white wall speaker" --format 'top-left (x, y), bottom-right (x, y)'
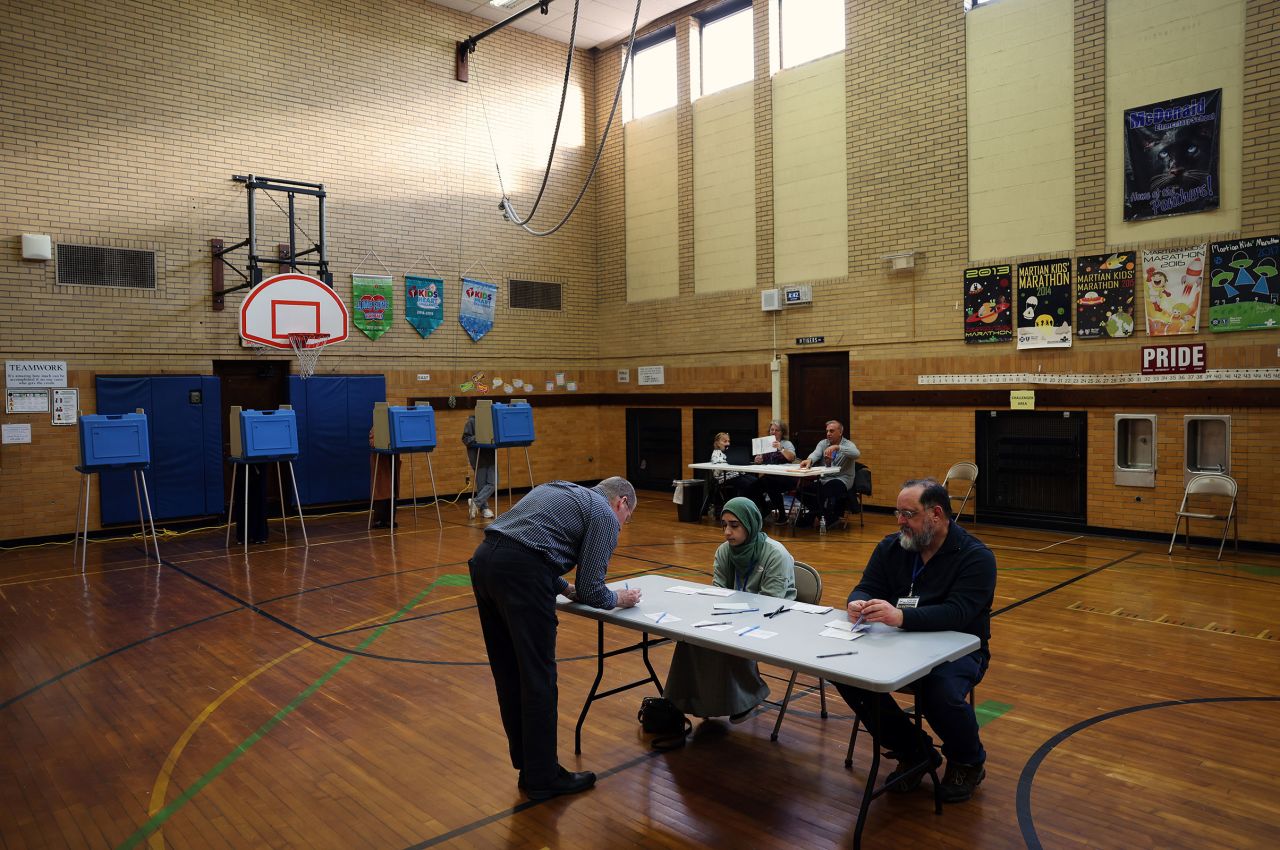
top-left (761, 289), bottom-right (782, 312)
top-left (21, 234), bottom-right (52, 261)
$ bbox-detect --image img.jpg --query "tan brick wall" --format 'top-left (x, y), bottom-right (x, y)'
top-left (2, 0), bottom-right (1277, 546)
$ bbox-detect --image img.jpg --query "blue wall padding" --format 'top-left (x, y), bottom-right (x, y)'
top-left (287, 375), bottom-right (386, 505)
top-left (94, 376), bottom-right (223, 524)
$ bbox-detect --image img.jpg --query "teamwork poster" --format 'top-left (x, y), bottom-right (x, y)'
top-left (1208, 236), bottom-right (1279, 334)
top-left (352, 274), bottom-right (393, 340)
top-left (405, 275), bottom-right (444, 339)
top-left (1016, 258), bottom-right (1072, 349)
top-left (459, 277), bottom-right (498, 342)
top-left (962, 264), bottom-right (1012, 344)
top-left (1123, 89), bottom-right (1221, 221)
top-left (1144, 244), bottom-right (1205, 336)
top-left (1075, 252), bottom-right (1136, 339)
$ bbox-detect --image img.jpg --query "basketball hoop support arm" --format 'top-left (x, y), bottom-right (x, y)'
top-left (211, 174), bottom-right (331, 311)
top-left (456, 0), bottom-right (553, 82)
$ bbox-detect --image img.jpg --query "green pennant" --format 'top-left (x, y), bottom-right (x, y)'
top-left (352, 274), bottom-right (394, 340)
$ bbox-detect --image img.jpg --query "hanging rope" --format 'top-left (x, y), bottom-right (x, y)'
top-left (484, 0), bottom-right (643, 238)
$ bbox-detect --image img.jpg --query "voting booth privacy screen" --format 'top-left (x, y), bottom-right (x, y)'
top-left (490, 402), bottom-right (534, 447)
top-left (230, 408), bottom-right (300, 459)
top-left (79, 414), bottom-right (150, 468)
top-left (373, 403), bottom-right (437, 450)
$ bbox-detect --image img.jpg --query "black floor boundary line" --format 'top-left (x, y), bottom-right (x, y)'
top-left (1017, 695), bottom-right (1280, 850)
top-left (992, 551), bottom-right (1140, 617)
top-left (0, 607), bottom-right (241, 711)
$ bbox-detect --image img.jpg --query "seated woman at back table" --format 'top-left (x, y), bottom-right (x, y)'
top-left (708, 431), bottom-right (753, 515)
top-left (746, 419), bottom-right (797, 523)
top-left (663, 497), bottom-right (797, 722)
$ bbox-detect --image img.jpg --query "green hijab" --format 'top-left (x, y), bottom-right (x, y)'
top-left (722, 496), bottom-right (768, 576)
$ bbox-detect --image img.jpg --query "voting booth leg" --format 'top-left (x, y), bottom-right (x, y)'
top-left (285, 461), bottom-right (308, 546)
top-left (426, 454), bottom-right (442, 526)
top-left (276, 463), bottom-right (288, 544)
top-left (368, 457), bottom-right (378, 531)
top-left (73, 471), bottom-right (91, 570)
top-left (243, 460), bottom-right (250, 555)
top-left (491, 448), bottom-right (501, 516)
top-left (131, 472), bottom-right (148, 560)
top-left (406, 455), bottom-right (418, 524)
top-left (224, 462), bottom-right (238, 549)
top-left (135, 469), bottom-right (161, 561)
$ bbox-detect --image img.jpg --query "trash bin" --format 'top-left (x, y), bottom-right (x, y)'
top-left (673, 479), bottom-right (705, 523)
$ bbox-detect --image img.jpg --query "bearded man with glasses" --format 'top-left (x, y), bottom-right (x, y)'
top-left (834, 477), bottom-right (996, 803)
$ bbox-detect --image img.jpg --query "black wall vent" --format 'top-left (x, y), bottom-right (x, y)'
top-left (510, 279), bottom-right (562, 311)
top-left (57, 244), bottom-right (156, 289)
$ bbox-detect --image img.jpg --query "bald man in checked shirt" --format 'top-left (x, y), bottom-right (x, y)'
top-left (468, 477), bottom-right (642, 801)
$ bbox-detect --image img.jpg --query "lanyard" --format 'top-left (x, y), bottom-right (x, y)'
top-left (735, 561), bottom-right (758, 592)
top-left (907, 554), bottom-right (925, 597)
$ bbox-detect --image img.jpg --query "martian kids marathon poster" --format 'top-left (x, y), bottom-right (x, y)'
top-left (1075, 252), bottom-right (1136, 339)
top-left (963, 264), bottom-right (1012, 344)
top-left (1208, 236), bottom-right (1279, 334)
top-left (1016, 258), bottom-right (1073, 349)
top-left (1144, 244), bottom-right (1205, 336)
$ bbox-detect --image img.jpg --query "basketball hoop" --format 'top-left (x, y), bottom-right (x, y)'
top-left (287, 332), bottom-right (330, 378)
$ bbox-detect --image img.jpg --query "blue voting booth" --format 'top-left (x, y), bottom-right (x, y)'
top-left (73, 412), bottom-right (160, 569)
top-left (226, 406), bottom-right (308, 552)
top-left (471, 400), bottom-right (536, 517)
top-left (490, 402), bottom-right (535, 447)
top-left (369, 403), bottom-right (441, 530)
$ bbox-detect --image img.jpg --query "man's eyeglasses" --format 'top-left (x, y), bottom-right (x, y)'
top-left (893, 508), bottom-right (927, 520)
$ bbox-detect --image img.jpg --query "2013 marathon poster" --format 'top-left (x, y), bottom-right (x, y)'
top-left (1123, 89), bottom-right (1221, 221)
top-left (963, 265), bottom-right (1012, 344)
top-left (1075, 252), bottom-right (1136, 339)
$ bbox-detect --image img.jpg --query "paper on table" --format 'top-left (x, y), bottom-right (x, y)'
top-left (823, 619), bottom-right (854, 631)
top-left (751, 436), bottom-right (775, 455)
top-left (714, 602), bottom-right (753, 611)
top-left (690, 619), bottom-right (735, 631)
top-left (820, 628), bottom-right (865, 641)
top-left (791, 602), bottom-right (833, 614)
top-left (736, 626), bottom-right (778, 639)
top-left (696, 587), bottom-right (735, 597)
top-left (646, 612), bottom-right (681, 624)
top-left (665, 586), bottom-right (700, 595)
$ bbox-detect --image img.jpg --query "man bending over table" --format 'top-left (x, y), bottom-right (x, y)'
top-left (469, 477), bottom-right (643, 801)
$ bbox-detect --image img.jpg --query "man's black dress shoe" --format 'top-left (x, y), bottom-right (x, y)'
top-left (523, 766), bottom-right (596, 800)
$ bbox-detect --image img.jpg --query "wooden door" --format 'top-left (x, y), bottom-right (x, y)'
top-left (786, 352), bottom-right (850, 458)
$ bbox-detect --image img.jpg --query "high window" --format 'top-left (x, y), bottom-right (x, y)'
top-left (696, 0), bottom-right (754, 98)
top-left (774, 0), bottom-right (844, 72)
top-left (625, 27), bottom-right (677, 121)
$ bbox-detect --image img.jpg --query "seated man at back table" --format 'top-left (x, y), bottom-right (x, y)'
top-left (795, 419), bottom-right (859, 527)
top-left (835, 477), bottom-right (996, 803)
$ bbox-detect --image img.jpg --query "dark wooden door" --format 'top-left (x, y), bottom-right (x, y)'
top-left (625, 408), bottom-right (682, 491)
top-left (787, 352), bottom-right (850, 457)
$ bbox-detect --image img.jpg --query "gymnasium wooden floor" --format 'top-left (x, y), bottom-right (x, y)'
top-left (2, 492), bottom-right (1277, 849)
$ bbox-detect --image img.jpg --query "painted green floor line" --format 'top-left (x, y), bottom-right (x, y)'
top-left (976, 699), bottom-right (1012, 727)
top-left (116, 574), bottom-right (467, 850)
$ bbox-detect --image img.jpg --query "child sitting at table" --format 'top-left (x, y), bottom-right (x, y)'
top-left (662, 497), bottom-right (797, 722)
top-left (709, 432), bottom-right (753, 515)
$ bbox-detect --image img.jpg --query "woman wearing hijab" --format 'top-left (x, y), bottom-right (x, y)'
top-left (662, 497), bottom-right (797, 722)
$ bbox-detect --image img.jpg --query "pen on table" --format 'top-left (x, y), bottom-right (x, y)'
top-left (655, 611), bottom-right (666, 624)
top-left (739, 625), bottom-right (759, 637)
top-left (694, 621), bottom-right (727, 628)
top-left (816, 651), bottom-right (857, 658)
top-left (766, 606), bottom-right (792, 619)
top-left (712, 608), bottom-right (757, 615)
